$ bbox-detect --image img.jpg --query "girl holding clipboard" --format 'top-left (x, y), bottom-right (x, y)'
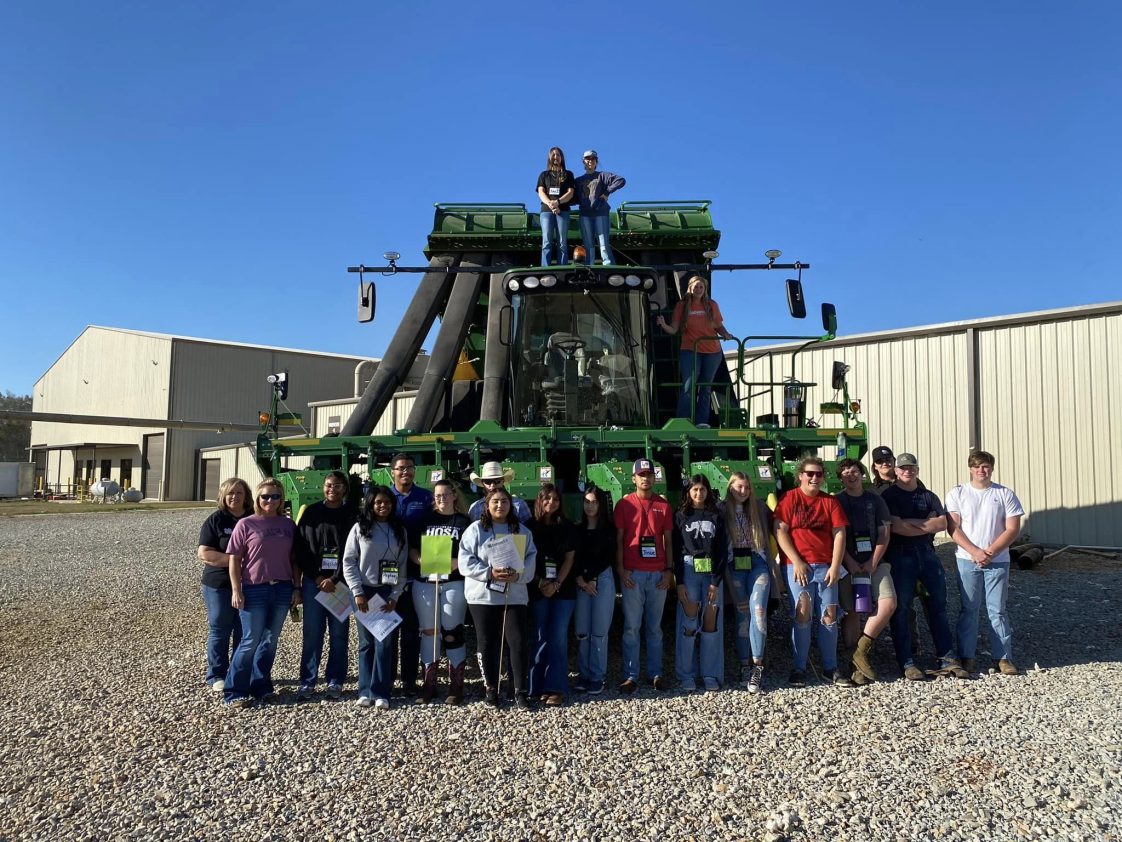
top-left (411, 480), bottom-right (472, 705)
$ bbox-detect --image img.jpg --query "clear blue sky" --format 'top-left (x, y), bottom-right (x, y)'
top-left (3, 1), bottom-right (1119, 396)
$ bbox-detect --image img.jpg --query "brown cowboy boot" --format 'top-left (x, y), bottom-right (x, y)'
top-left (420, 663), bottom-right (439, 704)
top-left (446, 662), bottom-right (465, 706)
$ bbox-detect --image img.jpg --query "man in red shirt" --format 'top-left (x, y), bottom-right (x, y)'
top-left (614, 459), bottom-right (674, 693)
top-left (774, 456), bottom-right (849, 687)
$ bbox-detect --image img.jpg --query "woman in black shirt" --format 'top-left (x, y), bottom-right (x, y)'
top-left (571, 485), bottom-right (616, 696)
top-left (536, 146), bottom-right (575, 266)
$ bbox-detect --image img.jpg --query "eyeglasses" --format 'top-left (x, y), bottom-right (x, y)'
top-left (802, 471), bottom-right (824, 478)
top-left (372, 498), bottom-right (394, 507)
top-left (896, 466), bottom-right (918, 473)
top-left (258, 493), bottom-right (282, 501)
top-left (393, 466), bottom-right (415, 473)
top-left (433, 493), bottom-right (453, 500)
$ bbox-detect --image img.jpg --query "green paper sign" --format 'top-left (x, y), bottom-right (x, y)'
top-left (420, 535), bottom-right (453, 578)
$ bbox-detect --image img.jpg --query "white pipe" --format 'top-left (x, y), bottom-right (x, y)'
top-left (1042, 544), bottom-right (1122, 562)
top-left (354, 359), bottom-right (378, 398)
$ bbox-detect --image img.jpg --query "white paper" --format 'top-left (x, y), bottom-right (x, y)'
top-left (486, 533), bottom-right (526, 572)
top-left (354, 593), bottom-right (403, 642)
top-left (314, 586), bottom-right (354, 623)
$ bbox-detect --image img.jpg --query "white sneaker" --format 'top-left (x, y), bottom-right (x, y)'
top-left (210, 679), bottom-right (226, 692)
top-left (374, 698), bottom-right (390, 711)
top-left (355, 696), bottom-right (373, 708)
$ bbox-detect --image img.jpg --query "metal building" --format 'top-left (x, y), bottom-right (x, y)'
top-left (734, 301), bottom-right (1122, 546)
top-left (30, 326), bottom-right (377, 500)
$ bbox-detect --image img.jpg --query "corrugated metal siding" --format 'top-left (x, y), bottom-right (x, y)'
top-left (733, 307), bottom-right (1122, 545)
top-left (313, 401), bottom-right (358, 436)
top-left (166, 340), bottom-right (365, 499)
top-left (977, 312), bottom-right (1122, 546)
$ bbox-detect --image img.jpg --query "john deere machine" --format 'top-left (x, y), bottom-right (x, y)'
top-left (256, 201), bottom-right (866, 512)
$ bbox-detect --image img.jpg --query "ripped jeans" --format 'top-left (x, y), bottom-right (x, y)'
top-left (411, 580), bottom-right (467, 668)
top-left (675, 561), bottom-right (725, 684)
top-left (574, 567), bottom-right (615, 684)
top-left (784, 564), bottom-right (839, 672)
top-left (727, 552), bottom-right (771, 664)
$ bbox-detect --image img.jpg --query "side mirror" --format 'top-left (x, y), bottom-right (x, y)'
top-left (358, 281), bottom-right (376, 324)
top-left (831, 360), bottom-right (849, 390)
top-left (786, 279), bottom-right (806, 319)
top-left (821, 303), bottom-right (837, 337)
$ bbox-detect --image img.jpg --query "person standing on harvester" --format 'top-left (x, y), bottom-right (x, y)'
top-left (575, 150), bottom-right (625, 265)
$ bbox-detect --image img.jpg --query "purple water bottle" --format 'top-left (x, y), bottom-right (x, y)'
top-left (852, 576), bottom-right (872, 613)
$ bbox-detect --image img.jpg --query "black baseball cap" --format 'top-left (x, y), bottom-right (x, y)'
top-left (871, 446), bottom-right (894, 464)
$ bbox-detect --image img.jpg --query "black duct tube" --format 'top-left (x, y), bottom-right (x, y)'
top-left (341, 254), bottom-right (459, 437)
top-left (479, 262), bottom-right (512, 424)
top-left (403, 253), bottom-right (490, 433)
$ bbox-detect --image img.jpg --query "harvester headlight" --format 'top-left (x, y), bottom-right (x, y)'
top-left (625, 274), bottom-right (641, 288)
top-left (642, 276), bottom-right (655, 290)
top-left (523, 276), bottom-right (540, 289)
top-left (607, 274), bottom-right (625, 287)
top-left (507, 279), bottom-right (521, 292)
top-left (703, 250), bottom-right (719, 260)
top-left (540, 275), bottom-right (557, 287)
top-left (850, 400), bottom-right (861, 414)
top-left (764, 249), bottom-right (782, 261)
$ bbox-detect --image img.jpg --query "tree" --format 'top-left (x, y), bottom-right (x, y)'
top-left (0, 391), bottom-right (32, 462)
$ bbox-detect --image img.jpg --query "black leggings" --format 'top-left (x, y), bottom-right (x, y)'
top-left (468, 602), bottom-right (528, 693)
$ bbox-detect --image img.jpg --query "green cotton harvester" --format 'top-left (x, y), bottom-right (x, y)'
top-left (256, 201), bottom-right (867, 517)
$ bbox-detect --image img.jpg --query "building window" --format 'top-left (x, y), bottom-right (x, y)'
top-left (328, 415), bottom-right (341, 435)
top-left (120, 459), bottom-right (133, 488)
top-left (100, 459), bottom-right (112, 481)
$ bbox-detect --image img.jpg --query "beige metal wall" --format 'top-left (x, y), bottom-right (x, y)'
top-left (311, 394), bottom-right (416, 437)
top-left (975, 312), bottom-right (1122, 546)
top-left (32, 327), bottom-right (172, 489)
top-left (165, 340), bottom-right (366, 499)
top-left (731, 302), bottom-right (1122, 546)
top-left (197, 442), bottom-right (315, 500)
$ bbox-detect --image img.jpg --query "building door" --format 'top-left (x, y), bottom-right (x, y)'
top-left (120, 458), bottom-right (133, 489)
top-left (100, 459), bottom-right (112, 482)
top-left (200, 459), bottom-right (221, 502)
top-left (142, 434), bottom-right (165, 499)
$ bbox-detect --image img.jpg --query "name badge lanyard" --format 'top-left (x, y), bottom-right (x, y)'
top-left (638, 498), bottom-right (660, 560)
top-left (489, 525), bottom-right (514, 695)
top-left (854, 499), bottom-right (877, 559)
top-left (376, 523), bottom-right (402, 587)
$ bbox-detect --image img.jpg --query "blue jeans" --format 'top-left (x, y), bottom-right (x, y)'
top-left (621, 570), bottom-right (668, 681)
top-left (225, 581), bottom-right (292, 702)
top-left (889, 544), bottom-right (955, 669)
top-left (727, 553), bottom-right (771, 664)
top-left (356, 586), bottom-right (398, 701)
top-left (675, 563), bottom-right (724, 684)
top-left (676, 350), bottom-right (724, 424)
top-left (784, 565), bottom-right (839, 672)
top-left (412, 580), bottom-right (467, 668)
top-left (956, 559), bottom-right (1012, 661)
top-left (574, 567), bottom-right (615, 684)
top-left (578, 213), bottom-right (614, 264)
top-left (299, 579), bottom-right (350, 688)
top-left (202, 584), bottom-right (242, 685)
top-left (529, 596), bottom-right (576, 696)
top-left (540, 210), bottom-right (570, 266)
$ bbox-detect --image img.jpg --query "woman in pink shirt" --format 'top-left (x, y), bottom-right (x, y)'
top-left (225, 477), bottom-right (298, 707)
top-left (656, 274), bottom-right (735, 426)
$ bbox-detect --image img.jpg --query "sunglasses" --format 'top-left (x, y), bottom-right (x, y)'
top-left (259, 493), bottom-right (282, 501)
top-left (480, 479), bottom-right (502, 486)
top-left (802, 471), bottom-right (824, 478)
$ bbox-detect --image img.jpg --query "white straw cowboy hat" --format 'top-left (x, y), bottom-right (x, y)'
top-left (469, 461), bottom-right (516, 485)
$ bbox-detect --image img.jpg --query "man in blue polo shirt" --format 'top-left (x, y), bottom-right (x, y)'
top-left (388, 453), bottom-right (433, 696)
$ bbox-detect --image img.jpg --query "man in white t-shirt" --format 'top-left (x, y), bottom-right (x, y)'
top-left (945, 450), bottom-right (1024, 676)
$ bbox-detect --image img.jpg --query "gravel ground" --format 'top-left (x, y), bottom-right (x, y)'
top-left (0, 509), bottom-right (1119, 842)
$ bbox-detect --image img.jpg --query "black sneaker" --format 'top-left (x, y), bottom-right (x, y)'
top-left (651, 675), bottom-right (668, 692)
top-left (572, 678), bottom-right (591, 693)
top-left (832, 670), bottom-right (855, 688)
top-left (484, 686), bottom-right (499, 707)
top-left (788, 669), bottom-right (807, 688)
top-left (514, 692), bottom-right (532, 711)
top-left (747, 665), bottom-right (764, 695)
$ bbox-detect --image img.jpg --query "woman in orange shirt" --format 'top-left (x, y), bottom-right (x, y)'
top-left (656, 274), bottom-right (734, 426)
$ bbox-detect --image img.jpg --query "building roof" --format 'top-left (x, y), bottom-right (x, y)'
top-left (36, 325), bottom-right (379, 385)
top-left (735, 300), bottom-right (1122, 354)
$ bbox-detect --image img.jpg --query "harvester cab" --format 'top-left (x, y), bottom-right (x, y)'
top-left (256, 200), bottom-right (867, 516)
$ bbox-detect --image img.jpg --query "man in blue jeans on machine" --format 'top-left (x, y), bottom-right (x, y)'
top-left (880, 452), bottom-right (969, 681)
top-left (614, 459), bottom-right (674, 693)
top-left (575, 150), bottom-right (626, 265)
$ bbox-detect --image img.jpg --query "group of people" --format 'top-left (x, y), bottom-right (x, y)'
top-left (197, 446), bottom-right (1023, 710)
top-left (536, 147), bottom-right (625, 267)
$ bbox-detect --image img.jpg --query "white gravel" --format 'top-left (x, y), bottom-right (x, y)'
top-left (0, 509), bottom-right (1119, 841)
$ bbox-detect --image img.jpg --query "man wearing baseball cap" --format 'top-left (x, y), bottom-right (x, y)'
top-left (614, 458), bottom-right (674, 693)
top-left (575, 150), bottom-right (626, 265)
top-left (880, 453), bottom-right (968, 680)
top-left (870, 446), bottom-right (896, 492)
